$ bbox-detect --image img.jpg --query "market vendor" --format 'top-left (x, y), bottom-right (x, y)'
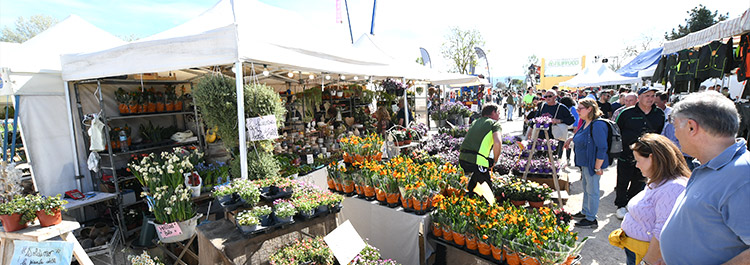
top-left (459, 103), bottom-right (503, 196)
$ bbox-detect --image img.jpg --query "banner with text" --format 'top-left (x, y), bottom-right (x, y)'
top-left (544, 58), bottom-right (582, 77)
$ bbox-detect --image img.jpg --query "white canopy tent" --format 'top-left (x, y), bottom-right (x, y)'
top-left (663, 8), bottom-right (750, 54)
top-left (0, 15), bottom-right (125, 196)
top-left (559, 63), bottom-right (640, 88)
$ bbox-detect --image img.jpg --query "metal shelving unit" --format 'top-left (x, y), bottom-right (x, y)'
top-left (72, 79), bottom-right (205, 241)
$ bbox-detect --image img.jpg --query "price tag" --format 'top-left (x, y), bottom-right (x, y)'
top-left (473, 181), bottom-right (495, 205)
top-left (471, 104), bottom-right (478, 112)
top-left (11, 240), bottom-right (74, 265)
top-left (324, 220), bottom-right (367, 265)
top-left (307, 154), bottom-right (314, 164)
top-left (155, 222), bottom-right (183, 239)
top-left (246, 115), bottom-right (279, 141)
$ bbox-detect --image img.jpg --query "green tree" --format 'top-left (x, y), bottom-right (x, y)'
top-left (0, 15), bottom-right (59, 43)
top-left (440, 27), bottom-right (485, 74)
top-left (510, 79), bottom-right (525, 90)
top-left (495, 82), bottom-right (506, 90)
top-left (665, 5), bottom-right (728, 40)
top-left (415, 57), bottom-right (424, 65)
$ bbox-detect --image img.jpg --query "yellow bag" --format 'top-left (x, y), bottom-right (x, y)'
top-left (609, 228), bottom-right (649, 264)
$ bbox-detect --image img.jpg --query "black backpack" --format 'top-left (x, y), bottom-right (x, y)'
top-left (589, 118), bottom-right (623, 163)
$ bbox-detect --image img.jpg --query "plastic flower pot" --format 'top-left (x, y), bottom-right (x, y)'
top-left (237, 224), bottom-right (258, 234)
top-left (411, 198), bottom-right (422, 211)
top-left (491, 244), bottom-right (504, 261)
top-left (364, 186), bottom-right (375, 197)
top-left (258, 214), bottom-right (273, 226)
top-left (505, 248), bottom-right (521, 265)
top-left (36, 209), bottom-right (62, 227)
top-left (478, 241), bottom-right (491, 255)
top-left (175, 101), bottom-right (183, 111)
top-left (452, 231), bottom-right (465, 246)
top-left (316, 205), bottom-right (328, 215)
top-left (465, 234), bottom-right (478, 250)
top-left (386, 193), bottom-right (399, 204)
top-left (520, 255), bottom-right (541, 265)
top-left (335, 183), bottom-right (343, 192)
top-left (376, 189), bottom-right (386, 202)
top-left (327, 179), bottom-right (336, 190)
top-left (344, 183), bottom-right (355, 194)
top-left (300, 209), bottom-right (315, 219)
top-left (442, 227), bottom-right (453, 241)
top-left (166, 102), bottom-right (174, 111)
top-left (0, 213), bottom-right (28, 232)
top-left (156, 102), bottom-right (165, 112)
top-left (275, 215), bottom-right (294, 224)
top-left (432, 223), bottom-right (442, 237)
top-left (529, 201), bottom-right (544, 208)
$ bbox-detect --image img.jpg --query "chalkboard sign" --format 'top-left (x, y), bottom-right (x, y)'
top-left (155, 222), bottom-right (183, 239)
top-left (11, 240), bottom-right (74, 265)
top-left (246, 115), bottom-right (279, 141)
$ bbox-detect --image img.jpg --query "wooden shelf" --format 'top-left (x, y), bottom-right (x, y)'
top-left (107, 111), bottom-right (193, 121)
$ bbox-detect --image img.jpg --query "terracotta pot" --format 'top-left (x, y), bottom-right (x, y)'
top-left (364, 186), bottom-right (375, 197)
top-left (452, 231), bottom-right (465, 246)
top-left (376, 189), bottom-right (386, 202)
top-left (465, 235), bottom-right (478, 250)
top-left (156, 102), bottom-right (165, 112)
top-left (386, 193), bottom-right (399, 204)
top-left (478, 241), bottom-right (491, 255)
top-left (118, 104), bottom-right (128, 114)
top-left (335, 183), bottom-right (343, 192)
top-left (344, 183), bottom-right (355, 193)
top-left (166, 102), bottom-right (175, 111)
top-left (0, 213), bottom-right (28, 232)
top-left (511, 200), bottom-right (527, 207)
top-left (505, 250), bottom-right (521, 265)
top-left (520, 255), bottom-right (540, 265)
top-left (491, 244), bottom-right (504, 261)
top-left (175, 101), bottom-right (183, 111)
top-left (404, 140), bottom-right (412, 145)
top-left (529, 201), bottom-right (544, 208)
top-left (36, 209), bottom-right (62, 227)
top-left (432, 224), bottom-right (442, 237)
top-left (327, 179), bottom-right (336, 190)
top-left (442, 228), bottom-right (453, 241)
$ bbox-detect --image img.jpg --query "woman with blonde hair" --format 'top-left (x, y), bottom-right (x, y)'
top-left (563, 98), bottom-right (608, 228)
top-left (610, 133), bottom-right (690, 265)
top-left (374, 106), bottom-right (391, 135)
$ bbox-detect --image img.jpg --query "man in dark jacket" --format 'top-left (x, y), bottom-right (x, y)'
top-left (613, 87), bottom-right (665, 219)
top-left (527, 90), bottom-right (575, 157)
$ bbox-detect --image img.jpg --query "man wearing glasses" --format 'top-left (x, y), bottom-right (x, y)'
top-left (660, 91), bottom-right (750, 265)
top-left (614, 87), bottom-right (665, 219)
top-left (527, 90), bottom-right (575, 158)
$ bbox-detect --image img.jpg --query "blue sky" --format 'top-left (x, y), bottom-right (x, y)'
top-left (1, 0), bottom-right (746, 77)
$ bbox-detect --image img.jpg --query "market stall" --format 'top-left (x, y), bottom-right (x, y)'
top-left (558, 63), bottom-right (641, 88)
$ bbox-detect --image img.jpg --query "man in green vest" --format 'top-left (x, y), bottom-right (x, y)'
top-left (459, 103), bottom-right (503, 196)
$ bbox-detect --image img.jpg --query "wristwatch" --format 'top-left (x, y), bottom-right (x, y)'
top-left (594, 168), bottom-right (603, 173)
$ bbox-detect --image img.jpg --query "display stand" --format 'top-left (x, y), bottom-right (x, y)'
top-left (196, 214), bottom-right (337, 265)
top-left (0, 220), bottom-right (93, 265)
top-left (152, 235), bottom-right (198, 265)
top-left (522, 127), bottom-right (565, 206)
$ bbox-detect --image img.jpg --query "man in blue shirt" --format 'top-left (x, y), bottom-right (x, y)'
top-left (660, 91), bottom-right (750, 265)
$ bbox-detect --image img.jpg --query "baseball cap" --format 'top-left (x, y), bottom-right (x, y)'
top-left (637, 87), bottom-right (659, 95)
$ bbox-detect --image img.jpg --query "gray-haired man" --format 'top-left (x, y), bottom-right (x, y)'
top-left (660, 91), bottom-right (750, 265)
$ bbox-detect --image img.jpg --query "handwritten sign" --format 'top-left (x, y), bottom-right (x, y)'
top-left (324, 220), bottom-right (366, 265)
top-left (306, 154), bottom-right (314, 165)
top-left (155, 222), bottom-right (183, 239)
top-left (11, 240), bottom-right (74, 265)
top-left (246, 115), bottom-right (279, 141)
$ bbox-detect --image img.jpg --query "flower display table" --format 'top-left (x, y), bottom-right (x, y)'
top-left (196, 213), bottom-right (337, 264)
top-left (0, 220), bottom-right (93, 265)
top-left (339, 197), bottom-right (434, 265)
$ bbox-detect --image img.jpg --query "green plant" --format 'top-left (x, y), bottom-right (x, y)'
top-left (150, 185), bottom-right (195, 224)
top-left (29, 194), bottom-right (68, 215)
top-left (273, 200), bottom-right (297, 218)
top-left (236, 210), bottom-right (259, 226)
top-left (128, 250), bottom-right (166, 265)
top-left (212, 184), bottom-right (235, 197)
top-left (269, 237), bottom-right (334, 265)
top-left (250, 205), bottom-right (272, 217)
top-left (0, 195), bottom-right (36, 224)
top-left (115, 88), bottom-right (129, 104)
top-left (233, 179), bottom-right (260, 206)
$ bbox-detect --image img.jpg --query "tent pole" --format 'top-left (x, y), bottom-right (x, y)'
top-left (10, 95), bottom-right (19, 162)
top-left (64, 82), bottom-right (83, 191)
top-left (404, 80), bottom-right (409, 126)
top-left (3, 100), bottom-right (9, 162)
top-left (235, 61), bottom-right (248, 179)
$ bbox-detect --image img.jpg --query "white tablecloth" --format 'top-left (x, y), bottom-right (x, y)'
top-left (339, 197), bottom-right (434, 265)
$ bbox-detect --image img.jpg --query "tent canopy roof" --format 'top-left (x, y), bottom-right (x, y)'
top-left (663, 8), bottom-right (750, 54)
top-left (559, 63), bottom-right (640, 88)
top-left (617, 47), bottom-right (663, 77)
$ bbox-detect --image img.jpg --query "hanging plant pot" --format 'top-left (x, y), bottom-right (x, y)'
top-left (0, 213), bottom-right (28, 232)
top-left (36, 209), bottom-right (62, 227)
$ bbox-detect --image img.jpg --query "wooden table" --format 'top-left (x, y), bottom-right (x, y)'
top-left (0, 220), bottom-right (93, 265)
top-left (196, 213), bottom-right (337, 265)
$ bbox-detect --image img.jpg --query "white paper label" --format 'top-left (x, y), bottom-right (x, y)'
top-left (324, 220), bottom-right (367, 265)
top-left (11, 241), bottom-right (74, 265)
top-left (246, 115), bottom-right (279, 141)
top-left (306, 154), bottom-right (314, 164)
top-left (471, 104), bottom-right (478, 112)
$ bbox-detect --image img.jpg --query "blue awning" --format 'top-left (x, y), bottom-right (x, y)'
top-left (616, 47), bottom-right (663, 77)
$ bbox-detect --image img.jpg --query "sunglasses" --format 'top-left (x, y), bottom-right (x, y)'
top-left (544, 95), bottom-right (555, 98)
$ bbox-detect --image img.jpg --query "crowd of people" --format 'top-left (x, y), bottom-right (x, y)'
top-left (455, 85), bottom-right (748, 265)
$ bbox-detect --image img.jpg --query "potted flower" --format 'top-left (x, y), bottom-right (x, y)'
top-left (212, 184), bottom-right (236, 204)
top-left (526, 182), bottom-right (552, 208)
top-left (250, 205), bottom-right (273, 226)
top-left (147, 185), bottom-right (201, 243)
top-left (0, 196), bottom-right (35, 232)
top-left (236, 210), bottom-right (260, 233)
top-left (323, 192), bottom-right (344, 213)
top-left (31, 194), bottom-right (68, 227)
top-left (128, 250), bottom-right (166, 265)
top-left (185, 171), bottom-right (202, 197)
top-left (292, 197), bottom-right (316, 219)
top-left (234, 179), bottom-right (261, 207)
top-left (115, 88), bottom-right (130, 115)
top-left (273, 200), bottom-right (296, 224)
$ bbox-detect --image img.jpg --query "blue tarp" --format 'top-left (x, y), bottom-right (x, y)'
top-left (616, 47), bottom-right (663, 77)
